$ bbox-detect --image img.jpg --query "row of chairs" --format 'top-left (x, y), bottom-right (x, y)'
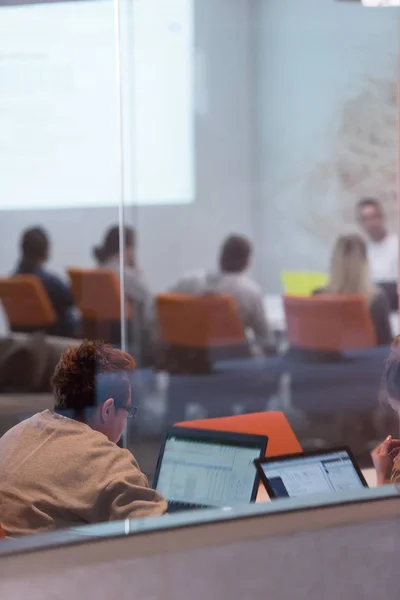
top-left (0, 269), bottom-right (128, 333)
top-left (0, 269), bottom-right (377, 355)
top-left (0, 269), bottom-right (244, 344)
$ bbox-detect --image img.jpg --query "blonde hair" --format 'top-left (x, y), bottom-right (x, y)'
top-left (327, 233), bottom-right (374, 300)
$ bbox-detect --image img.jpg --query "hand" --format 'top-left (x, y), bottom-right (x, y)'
top-left (371, 436), bottom-right (400, 485)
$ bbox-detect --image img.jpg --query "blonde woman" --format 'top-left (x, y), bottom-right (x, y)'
top-left (315, 233), bottom-right (392, 346)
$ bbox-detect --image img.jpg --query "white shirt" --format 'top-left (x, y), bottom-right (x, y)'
top-left (171, 270), bottom-right (270, 349)
top-left (367, 233), bottom-right (398, 283)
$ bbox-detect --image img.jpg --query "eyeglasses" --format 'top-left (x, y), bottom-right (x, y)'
top-left (120, 405), bottom-right (138, 420)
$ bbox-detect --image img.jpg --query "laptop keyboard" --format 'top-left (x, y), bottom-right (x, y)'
top-left (167, 501), bottom-right (210, 513)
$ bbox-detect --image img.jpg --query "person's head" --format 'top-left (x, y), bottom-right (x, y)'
top-left (52, 340), bottom-right (136, 443)
top-left (357, 198), bottom-right (387, 242)
top-left (219, 235), bottom-right (252, 274)
top-left (93, 226), bottom-right (136, 267)
top-left (328, 233), bottom-right (373, 299)
top-left (18, 227), bottom-right (49, 274)
top-left (382, 335), bottom-right (400, 418)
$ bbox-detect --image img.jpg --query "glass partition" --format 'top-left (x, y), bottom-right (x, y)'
top-left (0, 0), bottom-right (398, 552)
top-left (123, 0), bottom-right (400, 488)
top-left (0, 0), bottom-right (123, 403)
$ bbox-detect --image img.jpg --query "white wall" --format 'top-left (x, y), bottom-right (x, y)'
top-left (0, 0), bottom-right (397, 296)
top-left (256, 0), bottom-right (398, 292)
top-left (0, 0), bottom-right (255, 293)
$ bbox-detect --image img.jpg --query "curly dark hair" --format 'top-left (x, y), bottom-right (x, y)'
top-left (52, 340), bottom-right (135, 420)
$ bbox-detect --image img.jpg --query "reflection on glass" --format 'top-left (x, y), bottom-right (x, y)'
top-left (0, 0), bottom-right (398, 549)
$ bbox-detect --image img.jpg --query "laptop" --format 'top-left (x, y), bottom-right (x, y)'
top-left (254, 447), bottom-right (367, 500)
top-left (153, 427), bottom-right (269, 513)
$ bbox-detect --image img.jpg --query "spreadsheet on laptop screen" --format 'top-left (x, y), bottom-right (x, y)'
top-left (261, 451), bottom-right (365, 499)
top-left (156, 436), bottom-right (260, 507)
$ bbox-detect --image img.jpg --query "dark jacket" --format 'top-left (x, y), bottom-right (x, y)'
top-left (14, 267), bottom-right (76, 337)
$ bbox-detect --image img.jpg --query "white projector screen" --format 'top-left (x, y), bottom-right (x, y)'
top-left (0, 0), bottom-right (194, 209)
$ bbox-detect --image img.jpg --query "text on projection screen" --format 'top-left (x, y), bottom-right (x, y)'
top-left (0, 0), bottom-right (194, 210)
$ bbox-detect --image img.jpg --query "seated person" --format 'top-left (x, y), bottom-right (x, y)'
top-left (315, 234), bottom-right (392, 346)
top-left (357, 198), bottom-right (398, 311)
top-left (93, 226), bottom-right (155, 355)
top-left (372, 335), bottom-right (400, 485)
top-left (0, 341), bottom-right (167, 536)
top-left (357, 197), bottom-right (398, 285)
top-left (13, 227), bottom-right (76, 337)
top-left (172, 234), bottom-right (271, 354)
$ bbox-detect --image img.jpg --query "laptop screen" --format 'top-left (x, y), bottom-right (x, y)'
top-left (259, 450), bottom-right (365, 499)
top-left (155, 434), bottom-right (263, 508)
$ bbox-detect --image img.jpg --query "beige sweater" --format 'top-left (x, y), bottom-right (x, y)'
top-left (0, 410), bottom-right (167, 536)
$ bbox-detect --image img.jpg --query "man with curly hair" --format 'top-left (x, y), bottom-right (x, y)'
top-left (0, 341), bottom-right (167, 536)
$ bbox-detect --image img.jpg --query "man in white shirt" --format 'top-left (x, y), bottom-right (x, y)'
top-left (172, 234), bottom-right (271, 354)
top-left (357, 198), bottom-right (398, 283)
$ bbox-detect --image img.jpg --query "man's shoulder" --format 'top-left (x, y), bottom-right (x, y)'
top-left (235, 274), bottom-right (262, 296)
top-left (50, 415), bottom-right (138, 472)
top-left (124, 266), bottom-right (149, 288)
top-left (387, 233), bottom-right (398, 247)
top-left (38, 268), bottom-right (67, 289)
top-left (0, 410), bottom-right (51, 443)
top-left (181, 269), bottom-right (208, 281)
top-left (172, 269), bottom-right (208, 290)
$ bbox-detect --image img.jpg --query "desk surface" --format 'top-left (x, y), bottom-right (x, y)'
top-left (256, 467), bottom-right (377, 503)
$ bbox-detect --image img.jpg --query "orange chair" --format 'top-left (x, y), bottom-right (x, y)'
top-left (157, 293), bottom-right (245, 348)
top-left (157, 293), bottom-right (246, 372)
top-left (68, 268), bottom-right (131, 343)
top-left (284, 294), bottom-right (376, 352)
top-left (176, 411), bottom-right (302, 457)
top-left (0, 276), bottom-right (56, 332)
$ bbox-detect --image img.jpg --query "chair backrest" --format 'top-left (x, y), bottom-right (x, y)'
top-left (156, 293), bottom-right (246, 348)
top-left (176, 412), bottom-right (302, 457)
top-left (284, 294), bottom-right (376, 351)
top-left (68, 268), bottom-right (131, 321)
top-left (282, 271), bottom-right (328, 296)
top-left (0, 276), bottom-right (56, 328)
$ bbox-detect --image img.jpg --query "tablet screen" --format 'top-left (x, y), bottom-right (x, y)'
top-left (258, 450), bottom-right (366, 499)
